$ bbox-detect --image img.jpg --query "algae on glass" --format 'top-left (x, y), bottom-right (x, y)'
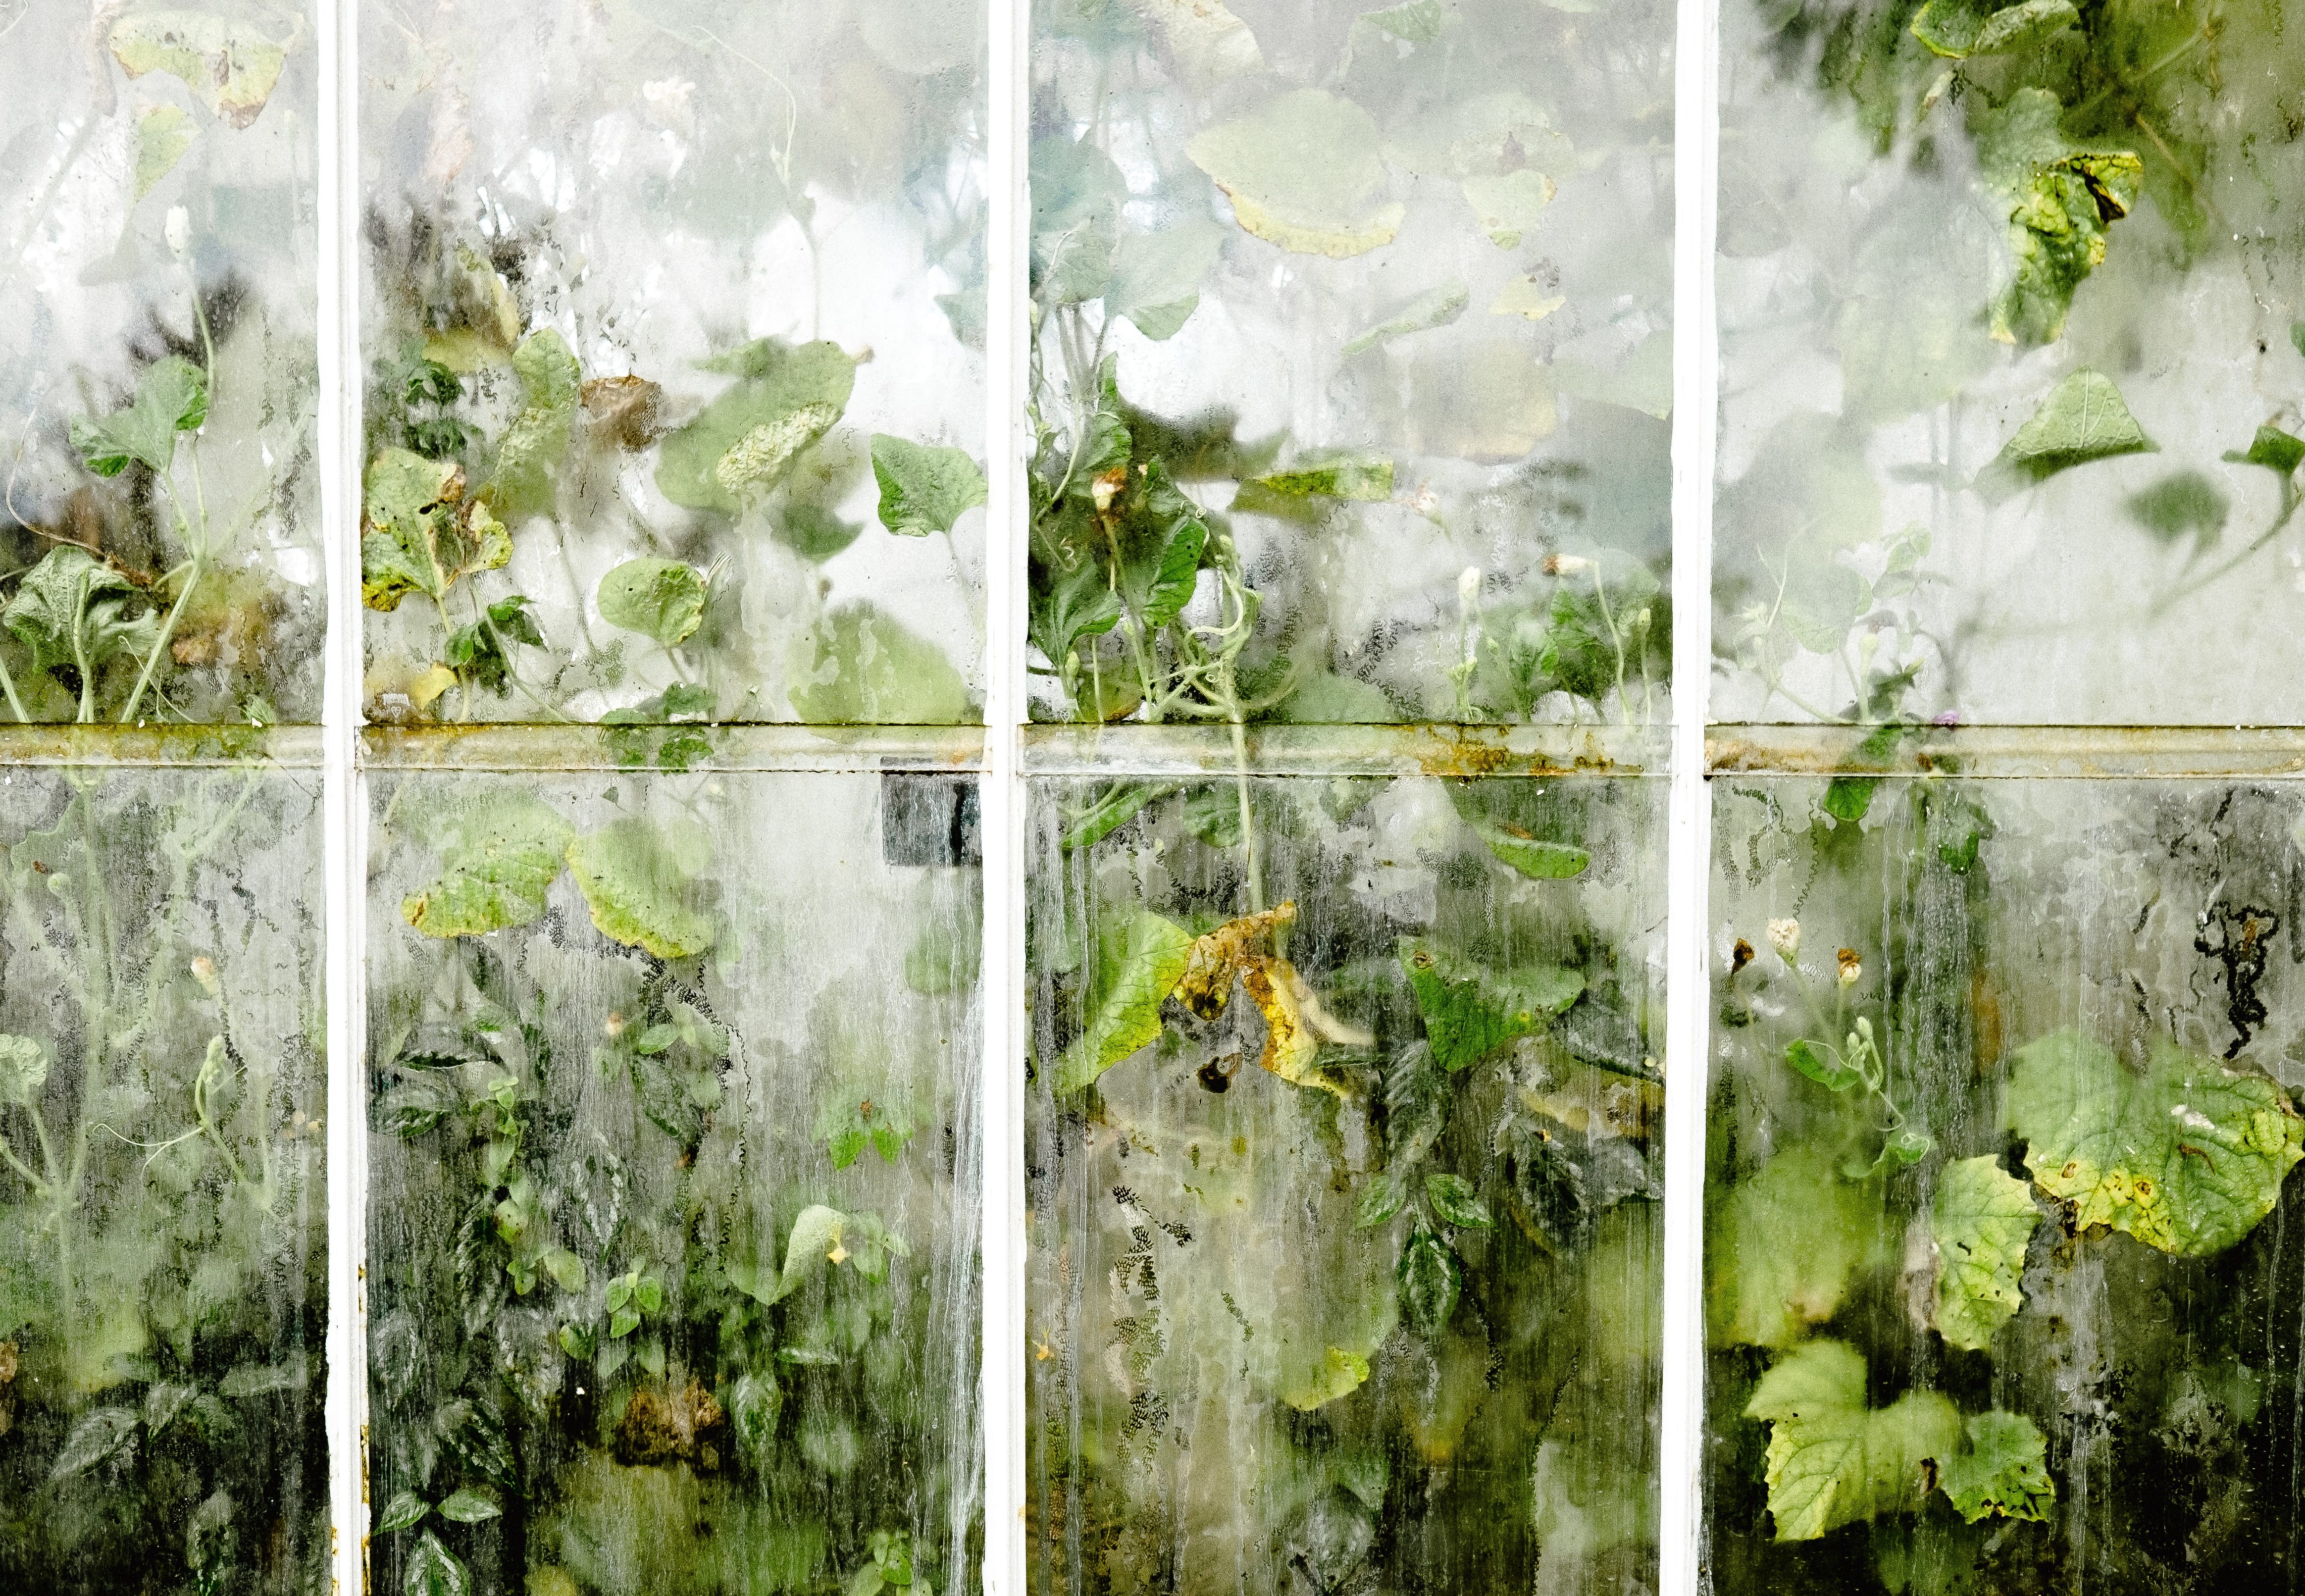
top-left (0, 3), bottom-right (325, 723)
top-left (1708, 766), bottom-right (2305, 1590)
top-left (1026, 0), bottom-right (1674, 727)
top-left (0, 757), bottom-right (328, 1593)
top-left (1714, 0), bottom-right (2305, 724)
top-left (1027, 747), bottom-right (1665, 1592)
top-left (359, 0), bottom-right (989, 727)
top-left (365, 763), bottom-right (982, 1596)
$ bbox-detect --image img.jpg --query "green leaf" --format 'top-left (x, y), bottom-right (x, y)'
top-left (1399, 939), bottom-right (1584, 1073)
top-left (1911, 0), bottom-right (2077, 57)
top-left (539, 1246), bottom-right (587, 1292)
top-left (1976, 369), bottom-right (2154, 502)
top-left (376, 1077), bottom-right (461, 1137)
top-left (1939, 1410), bottom-right (2054, 1524)
top-left (1747, 1340), bottom-right (1962, 1542)
top-left (655, 339), bottom-right (857, 514)
top-left (374, 1490), bottom-right (430, 1534)
top-left (480, 330), bottom-right (581, 522)
top-left (4, 548), bottom-right (159, 677)
top-left (1030, 135), bottom-right (1126, 305)
top-left (1340, 281), bottom-right (1469, 357)
top-left (48, 1406), bottom-right (140, 1480)
top-left (109, 11), bottom-right (289, 128)
top-left (1929, 1155), bottom-right (2037, 1350)
top-left (2223, 424), bottom-right (2305, 477)
top-left (1186, 90), bottom-right (1405, 258)
top-left (2004, 1030), bottom-right (2305, 1256)
top-left (730, 1372), bottom-right (782, 1470)
top-left (1059, 782), bottom-right (1177, 852)
top-left (1356, 1169), bottom-right (1410, 1228)
top-left (1235, 452), bottom-right (1395, 510)
top-left (870, 436), bottom-right (988, 536)
top-left (1281, 1345), bottom-right (1372, 1412)
top-left (787, 604), bottom-right (970, 723)
top-left (361, 450), bottom-right (511, 612)
top-left (1029, 558), bottom-right (1124, 675)
top-left (133, 104), bottom-right (195, 199)
top-left (399, 793), bottom-right (575, 939)
top-left (403, 1530), bottom-right (473, 1596)
top-left (435, 1487), bottom-right (502, 1525)
top-left (1505, 1111), bottom-right (1656, 1246)
top-left (1971, 91), bottom-right (2142, 348)
top-left (0, 1034), bottom-right (48, 1107)
top-left (1398, 1221), bottom-right (1461, 1337)
top-left (71, 356), bottom-right (207, 477)
top-left (1472, 826), bottom-right (1590, 880)
top-left (1425, 1173), bottom-right (1493, 1230)
top-left (566, 820), bottom-right (717, 960)
top-left (1707, 1145), bottom-right (1885, 1349)
top-left (1053, 912), bottom-right (1195, 1094)
top-left (2124, 470), bottom-right (2228, 549)
top-left (1784, 1039), bottom-right (1862, 1091)
top-left (1119, 463), bottom-right (1208, 630)
top-left (773, 1204), bottom-right (850, 1301)
top-left (597, 559), bottom-right (708, 647)
top-left (1364, 0), bottom-right (1447, 43)
top-left (1105, 220), bottom-right (1226, 340)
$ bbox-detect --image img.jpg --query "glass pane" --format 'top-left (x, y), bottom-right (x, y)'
top-left (1707, 763), bottom-right (2305, 1586)
top-left (0, 749), bottom-right (328, 1588)
top-left (365, 757), bottom-right (982, 1596)
top-left (0, 7), bottom-right (323, 723)
top-left (1026, 0), bottom-right (1674, 726)
top-left (1027, 743), bottom-right (1664, 1590)
top-left (359, 1), bottom-right (988, 726)
top-left (1713, 0), bottom-right (2305, 725)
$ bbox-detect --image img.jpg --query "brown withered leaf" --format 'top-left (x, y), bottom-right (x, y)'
top-left (1242, 958), bottom-right (1360, 1098)
top-left (613, 1377), bottom-right (726, 1468)
top-left (583, 376), bottom-right (665, 450)
top-left (1175, 901), bottom-right (1297, 1020)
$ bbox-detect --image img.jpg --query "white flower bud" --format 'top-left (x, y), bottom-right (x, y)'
top-left (1544, 553), bottom-right (1595, 577)
top-left (1837, 948), bottom-right (1862, 987)
top-left (165, 205), bottom-right (191, 259)
top-left (1457, 565), bottom-right (1482, 612)
top-left (1767, 918), bottom-right (1800, 961)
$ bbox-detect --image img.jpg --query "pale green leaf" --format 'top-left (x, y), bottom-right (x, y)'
top-left (597, 558), bottom-right (708, 647)
top-left (0, 1034), bottom-right (48, 1107)
top-left (480, 330), bottom-right (581, 523)
top-left (1939, 1410), bottom-right (2054, 1524)
top-left (49, 1407), bottom-right (139, 1480)
top-left (71, 356), bottom-right (206, 477)
top-left (1425, 1172), bottom-right (1493, 1229)
top-left (4, 548), bottom-right (159, 675)
top-left (1053, 912), bottom-right (1195, 1094)
top-left (870, 436), bottom-right (987, 536)
top-left (565, 820), bottom-right (716, 960)
top-left (1707, 1145), bottom-right (1885, 1349)
top-left (1105, 220), bottom-right (1227, 341)
top-left (787, 604), bottom-right (970, 723)
top-left (133, 104), bottom-right (195, 200)
top-left (2005, 1030), bottom-right (2304, 1256)
top-left (1912, 0), bottom-right (2078, 58)
top-left (1362, 0), bottom-right (1446, 43)
top-left (399, 793), bottom-right (575, 939)
top-left (655, 340), bottom-right (857, 514)
top-left (1977, 369), bottom-right (2154, 502)
top-left (1186, 90), bottom-right (1405, 257)
top-left (1281, 1345), bottom-right (1371, 1412)
top-left (776, 1204), bottom-right (849, 1300)
top-left (1746, 1340), bottom-right (1961, 1542)
top-left (1341, 281), bottom-right (1469, 357)
top-left (109, 11), bottom-right (288, 128)
top-left (1929, 1155), bottom-right (2038, 1350)
top-left (435, 1488), bottom-right (502, 1525)
top-left (1130, 0), bottom-right (1264, 87)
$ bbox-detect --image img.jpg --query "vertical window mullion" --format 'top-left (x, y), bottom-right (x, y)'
top-left (318, 1), bottom-right (368, 1591)
top-left (1661, 0), bottom-right (1722, 1590)
top-left (982, 0), bottom-right (1033, 1591)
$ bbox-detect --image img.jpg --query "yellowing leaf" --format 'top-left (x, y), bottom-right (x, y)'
top-left (565, 821), bottom-right (716, 960)
top-left (2005, 1030), bottom-right (2304, 1257)
top-left (1488, 276), bottom-right (1567, 321)
top-left (110, 12), bottom-right (289, 129)
top-left (1130, 0), bottom-right (1265, 89)
top-left (1186, 90), bottom-right (1405, 258)
top-left (1929, 1155), bottom-right (2037, 1350)
top-left (1053, 912), bottom-right (1194, 1094)
top-left (1939, 1410), bottom-right (2054, 1524)
top-left (399, 794), bottom-right (575, 939)
top-left (133, 104), bottom-right (195, 200)
top-left (1174, 902), bottom-right (1297, 1019)
top-left (1746, 1340), bottom-right (1961, 1542)
top-left (1461, 169), bottom-right (1556, 249)
top-left (1707, 1144), bottom-right (1884, 1348)
top-left (1281, 1345), bottom-right (1370, 1412)
top-left (655, 339), bottom-right (858, 515)
top-left (360, 451), bottom-right (510, 613)
top-left (786, 603), bottom-right (970, 723)
top-left (1970, 90), bottom-right (2142, 348)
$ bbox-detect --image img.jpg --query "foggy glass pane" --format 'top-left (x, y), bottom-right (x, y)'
top-left (359, 0), bottom-right (988, 726)
top-left (0, 6), bottom-right (323, 723)
top-left (1026, 0), bottom-right (1674, 726)
top-left (0, 751), bottom-right (328, 1590)
top-left (1707, 763), bottom-right (2305, 1588)
top-left (365, 760), bottom-right (982, 1596)
top-left (1027, 745), bottom-right (1664, 1591)
top-left (1713, 0), bottom-right (2305, 725)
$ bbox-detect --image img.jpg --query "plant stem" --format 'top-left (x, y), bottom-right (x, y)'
top-left (1230, 715), bottom-right (1263, 914)
top-left (119, 557), bottom-right (203, 723)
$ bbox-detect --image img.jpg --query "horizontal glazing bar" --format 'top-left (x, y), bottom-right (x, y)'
top-left (359, 724), bottom-right (986, 773)
top-left (1024, 722), bottom-right (1670, 779)
top-left (1709, 723), bottom-right (2305, 781)
top-left (0, 724), bottom-right (323, 768)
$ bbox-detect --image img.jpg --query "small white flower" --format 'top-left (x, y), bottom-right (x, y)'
top-left (164, 205), bottom-right (191, 259)
top-left (1767, 918), bottom-right (1800, 961)
top-left (1544, 553), bottom-right (1595, 576)
top-left (1457, 565), bottom-right (1482, 611)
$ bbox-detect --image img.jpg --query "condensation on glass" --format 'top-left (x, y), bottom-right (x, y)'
top-left (1026, 0), bottom-right (1674, 728)
top-left (358, 0), bottom-right (989, 727)
top-left (0, 5), bottom-right (323, 724)
top-left (0, 748), bottom-right (328, 1591)
top-left (1025, 738), bottom-right (1665, 1592)
top-left (364, 754), bottom-right (983, 1596)
top-left (1706, 763), bottom-right (2305, 1588)
top-left (1712, 0), bottom-right (2305, 725)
